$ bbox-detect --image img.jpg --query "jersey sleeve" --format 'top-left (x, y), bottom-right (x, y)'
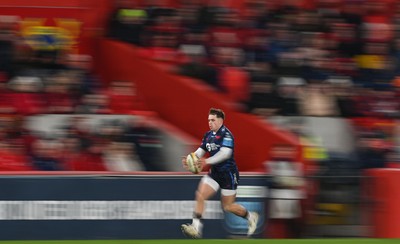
top-left (205, 147), bottom-right (232, 165)
top-left (221, 131), bottom-right (234, 148)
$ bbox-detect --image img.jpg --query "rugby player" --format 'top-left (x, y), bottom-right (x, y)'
top-left (181, 107), bottom-right (259, 238)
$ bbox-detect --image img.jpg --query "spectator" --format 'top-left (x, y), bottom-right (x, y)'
top-left (197, 0), bottom-right (232, 30)
top-left (297, 81), bottom-right (340, 117)
top-left (178, 29), bottom-right (208, 61)
top-left (44, 72), bottom-right (75, 114)
top-left (391, 38), bottom-right (400, 74)
top-left (331, 22), bottom-right (362, 57)
top-left (275, 77), bottom-right (304, 116)
top-left (64, 54), bottom-right (102, 99)
top-left (365, 87), bottom-right (400, 118)
top-left (242, 28), bottom-right (269, 66)
top-left (355, 42), bottom-right (396, 86)
top-left (7, 76), bottom-right (46, 115)
top-left (123, 118), bottom-right (166, 171)
top-left (265, 143), bottom-right (305, 238)
top-left (75, 92), bottom-right (111, 114)
top-left (355, 129), bottom-right (390, 169)
top-left (352, 85), bottom-right (400, 118)
top-left (246, 71), bottom-right (280, 118)
top-left (107, 80), bottom-right (146, 114)
top-left (58, 116), bottom-right (99, 170)
top-left (207, 9), bottom-right (245, 66)
top-left (175, 49), bottom-right (220, 90)
top-left (0, 140), bottom-right (32, 171)
top-left (266, 22), bottom-right (299, 76)
top-left (178, 0), bottom-right (205, 32)
top-left (241, 0), bottom-right (270, 29)
top-left (139, 6), bottom-right (186, 71)
top-left (143, 0), bottom-right (177, 28)
top-left (139, 32), bottom-right (186, 72)
top-left (107, 0), bottom-right (147, 46)
top-left (328, 77), bottom-right (360, 118)
top-left (0, 74), bottom-right (14, 114)
top-left (0, 17), bottom-right (17, 77)
top-left (103, 140), bottom-right (145, 171)
top-left (59, 135), bottom-right (84, 171)
top-left (0, 116), bottom-right (33, 170)
top-left (30, 137), bottom-right (63, 170)
top-left (73, 138), bottom-right (107, 171)
top-left (292, 9), bottom-right (325, 33)
top-left (217, 48), bottom-right (250, 107)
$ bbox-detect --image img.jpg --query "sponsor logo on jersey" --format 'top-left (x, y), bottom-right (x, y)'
top-left (206, 143), bottom-right (219, 152)
top-left (222, 136), bottom-right (233, 147)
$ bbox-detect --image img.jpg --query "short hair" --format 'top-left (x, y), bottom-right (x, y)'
top-left (209, 107), bottom-right (225, 120)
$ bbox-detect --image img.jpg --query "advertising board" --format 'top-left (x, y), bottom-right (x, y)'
top-left (0, 173), bottom-right (268, 240)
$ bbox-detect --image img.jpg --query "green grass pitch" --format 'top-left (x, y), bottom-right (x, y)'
top-left (0, 239), bottom-right (399, 244)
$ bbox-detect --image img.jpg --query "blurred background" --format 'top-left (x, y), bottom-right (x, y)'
top-left (0, 0), bottom-right (399, 240)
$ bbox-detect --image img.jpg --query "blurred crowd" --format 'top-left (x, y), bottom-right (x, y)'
top-left (0, 7), bottom-right (166, 171)
top-left (0, 115), bottom-right (167, 171)
top-left (107, 0), bottom-right (400, 169)
top-left (1, 0), bottom-right (400, 171)
top-left (107, 0), bottom-right (400, 117)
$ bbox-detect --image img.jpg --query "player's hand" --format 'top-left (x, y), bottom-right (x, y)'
top-left (181, 156), bottom-right (189, 170)
top-left (197, 158), bottom-right (206, 169)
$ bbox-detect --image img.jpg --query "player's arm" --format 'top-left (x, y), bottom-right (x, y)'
top-left (204, 147), bottom-right (232, 165)
top-left (194, 147), bottom-right (206, 158)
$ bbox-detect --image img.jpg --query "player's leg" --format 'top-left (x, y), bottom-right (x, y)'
top-left (219, 168), bottom-right (260, 236)
top-left (194, 175), bottom-right (219, 216)
top-left (220, 192), bottom-right (259, 235)
top-left (220, 191), bottom-right (246, 216)
top-left (181, 175), bottom-right (219, 238)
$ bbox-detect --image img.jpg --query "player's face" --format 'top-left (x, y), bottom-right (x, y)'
top-left (208, 114), bottom-right (223, 132)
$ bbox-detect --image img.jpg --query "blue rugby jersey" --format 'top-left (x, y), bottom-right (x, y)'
top-left (199, 125), bottom-right (237, 171)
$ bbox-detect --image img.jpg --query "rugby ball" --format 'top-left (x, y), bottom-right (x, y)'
top-left (186, 152), bottom-right (201, 174)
